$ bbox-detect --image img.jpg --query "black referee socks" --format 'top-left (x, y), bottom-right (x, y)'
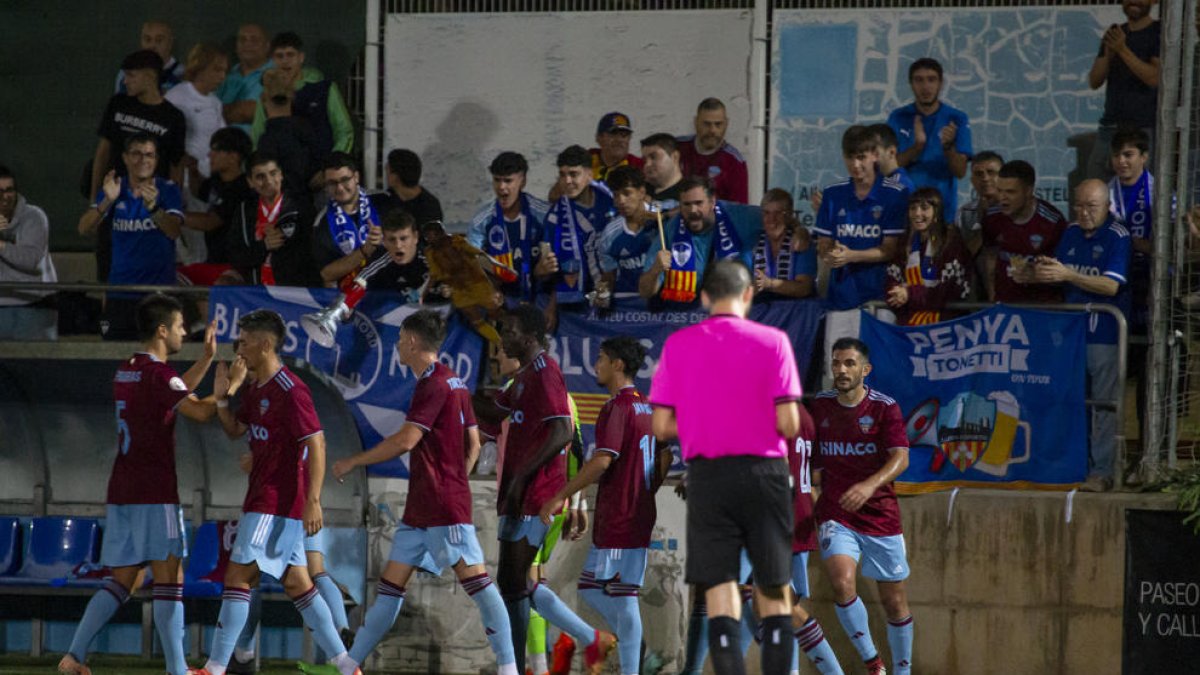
top-left (707, 615), bottom-right (747, 675)
top-left (759, 614), bottom-right (796, 675)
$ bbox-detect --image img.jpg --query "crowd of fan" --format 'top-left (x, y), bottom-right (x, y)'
top-left (0, 4), bottom-right (1165, 489)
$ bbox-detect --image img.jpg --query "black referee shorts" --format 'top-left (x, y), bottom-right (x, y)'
top-left (685, 455), bottom-right (794, 589)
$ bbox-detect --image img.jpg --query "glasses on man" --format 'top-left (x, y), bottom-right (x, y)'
top-left (325, 175), bottom-right (356, 190)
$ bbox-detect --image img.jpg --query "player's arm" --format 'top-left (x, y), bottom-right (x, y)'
top-left (538, 451), bottom-right (613, 524)
top-left (178, 395), bottom-right (217, 422)
top-left (180, 321), bottom-right (218, 392)
top-left (303, 432), bottom-right (327, 535)
top-left (651, 406), bottom-right (678, 443)
top-left (213, 359), bottom-right (248, 439)
top-left (843, 235), bottom-right (899, 264)
top-left (838, 447), bottom-right (909, 513)
top-left (776, 401), bottom-right (800, 440)
top-left (332, 422), bottom-right (425, 480)
top-left (464, 425), bottom-right (481, 475)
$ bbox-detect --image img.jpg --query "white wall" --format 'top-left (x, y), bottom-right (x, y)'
top-left (384, 10), bottom-right (755, 229)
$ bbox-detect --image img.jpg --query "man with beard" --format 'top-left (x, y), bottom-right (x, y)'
top-left (677, 98), bottom-right (748, 204)
top-left (313, 152), bottom-right (395, 286)
top-left (810, 338), bottom-right (912, 675)
top-left (590, 112), bottom-right (644, 182)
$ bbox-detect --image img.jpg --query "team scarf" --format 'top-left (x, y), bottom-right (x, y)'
top-left (325, 187), bottom-right (378, 255)
top-left (752, 228), bottom-right (794, 282)
top-left (486, 193), bottom-right (536, 297)
top-left (903, 234), bottom-right (941, 326)
top-left (254, 194), bottom-right (283, 285)
top-left (550, 188), bottom-right (604, 303)
top-left (1109, 170), bottom-right (1153, 244)
top-left (662, 203), bottom-right (743, 303)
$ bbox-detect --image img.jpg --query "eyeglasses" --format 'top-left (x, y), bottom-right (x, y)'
top-left (325, 175), bottom-right (356, 190)
top-left (127, 150), bottom-right (157, 161)
top-left (0, 187), bottom-right (15, 195)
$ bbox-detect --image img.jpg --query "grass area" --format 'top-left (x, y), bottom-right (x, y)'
top-left (0, 655), bottom-right (307, 674)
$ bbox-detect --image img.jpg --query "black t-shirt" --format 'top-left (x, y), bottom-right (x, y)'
top-left (198, 174), bottom-right (256, 264)
top-left (258, 116), bottom-right (320, 197)
top-left (1099, 20), bottom-right (1161, 128)
top-left (388, 188), bottom-right (445, 228)
top-left (97, 94), bottom-right (187, 177)
top-left (650, 179), bottom-right (684, 211)
top-left (364, 249), bottom-right (430, 303)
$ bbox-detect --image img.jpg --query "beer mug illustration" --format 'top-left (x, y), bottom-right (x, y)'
top-left (976, 391), bottom-right (1032, 476)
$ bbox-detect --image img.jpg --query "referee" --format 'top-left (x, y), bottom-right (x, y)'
top-left (649, 260), bottom-right (802, 675)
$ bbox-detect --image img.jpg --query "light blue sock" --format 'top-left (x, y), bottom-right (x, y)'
top-left (531, 582), bottom-right (596, 646)
top-left (68, 580), bottom-right (129, 663)
top-left (461, 573), bottom-right (516, 667)
top-left (740, 595), bottom-right (755, 657)
top-left (796, 617), bottom-right (844, 674)
top-left (348, 579), bottom-right (405, 664)
top-left (234, 587), bottom-right (261, 654)
top-left (313, 572), bottom-right (350, 631)
top-left (293, 585), bottom-right (349, 661)
top-left (887, 615), bottom-right (914, 675)
top-left (152, 583), bottom-right (187, 675)
top-left (682, 597), bottom-right (708, 675)
top-left (208, 587), bottom-right (252, 667)
top-left (608, 592), bottom-right (643, 675)
top-left (833, 596), bottom-right (877, 662)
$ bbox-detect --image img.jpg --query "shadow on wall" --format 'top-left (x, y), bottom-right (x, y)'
top-left (421, 101), bottom-right (500, 230)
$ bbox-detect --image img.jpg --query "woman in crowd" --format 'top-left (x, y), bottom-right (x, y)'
top-left (752, 188), bottom-right (816, 302)
top-left (885, 186), bottom-right (973, 325)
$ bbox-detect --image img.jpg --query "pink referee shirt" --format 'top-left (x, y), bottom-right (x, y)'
top-left (649, 314), bottom-right (802, 460)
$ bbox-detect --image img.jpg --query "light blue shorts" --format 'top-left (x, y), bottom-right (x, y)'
top-left (791, 551), bottom-right (810, 599)
top-left (100, 504), bottom-right (187, 568)
top-left (581, 546), bottom-right (648, 588)
top-left (389, 523), bottom-right (485, 576)
top-left (817, 520), bottom-right (909, 582)
top-left (304, 529), bottom-right (325, 553)
top-left (230, 513), bottom-right (307, 581)
top-left (498, 515), bottom-right (550, 547)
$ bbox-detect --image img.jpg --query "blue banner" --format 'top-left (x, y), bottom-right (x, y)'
top-left (208, 286), bottom-right (485, 478)
top-left (552, 299), bottom-right (824, 456)
top-left (858, 305), bottom-right (1088, 492)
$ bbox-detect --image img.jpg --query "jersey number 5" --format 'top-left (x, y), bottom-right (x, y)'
top-left (115, 400), bottom-right (131, 455)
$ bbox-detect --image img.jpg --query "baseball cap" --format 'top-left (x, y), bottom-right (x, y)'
top-left (596, 112), bottom-right (633, 135)
top-left (121, 49), bottom-right (164, 72)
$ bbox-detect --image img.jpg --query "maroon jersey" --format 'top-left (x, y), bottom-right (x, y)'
top-left (789, 406), bottom-right (817, 553)
top-left (982, 199), bottom-right (1068, 303)
top-left (402, 362), bottom-right (478, 528)
top-left (676, 136), bottom-right (749, 204)
top-left (236, 366), bottom-right (322, 519)
top-left (593, 386), bottom-right (657, 549)
top-left (494, 351), bottom-right (572, 516)
top-left (107, 353), bottom-right (191, 505)
top-left (811, 388), bottom-right (908, 537)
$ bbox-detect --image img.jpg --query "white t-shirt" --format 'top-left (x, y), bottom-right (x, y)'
top-left (165, 81), bottom-right (225, 178)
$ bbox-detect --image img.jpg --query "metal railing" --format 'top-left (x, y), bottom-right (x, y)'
top-left (863, 300), bottom-right (1130, 489)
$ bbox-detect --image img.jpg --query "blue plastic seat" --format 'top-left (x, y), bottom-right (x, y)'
top-left (0, 517), bottom-right (20, 576)
top-left (0, 517), bottom-right (100, 586)
top-left (183, 521), bottom-right (222, 598)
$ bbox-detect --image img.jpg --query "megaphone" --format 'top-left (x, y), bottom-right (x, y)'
top-left (300, 279), bottom-right (367, 348)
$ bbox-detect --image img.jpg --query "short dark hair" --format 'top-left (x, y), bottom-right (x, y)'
top-left (600, 336), bottom-right (646, 379)
top-left (605, 165), bottom-right (645, 192)
top-left (135, 293), bottom-right (182, 342)
top-left (556, 145), bottom-right (591, 169)
top-left (124, 132), bottom-right (160, 153)
top-left (238, 309), bottom-right (287, 350)
top-left (1110, 126), bottom-right (1151, 156)
top-left (696, 97), bottom-right (726, 114)
top-left (998, 160), bottom-right (1036, 187)
top-left (908, 57), bottom-right (943, 82)
top-left (210, 127), bottom-right (252, 161)
top-left (831, 336), bottom-right (870, 361)
top-left (701, 259), bottom-right (751, 301)
top-left (489, 151), bottom-right (528, 177)
top-left (869, 123), bottom-right (899, 151)
top-left (0, 164), bottom-right (14, 190)
top-left (387, 149), bottom-right (422, 187)
top-left (505, 304), bottom-right (547, 346)
top-left (973, 150), bottom-right (1005, 167)
top-left (640, 133), bottom-right (678, 155)
top-left (841, 125), bottom-right (876, 157)
top-left (401, 309), bottom-right (447, 351)
top-left (677, 175), bottom-right (714, 198)
top-left (247, 151), bottom-right (280, 172)
top-left (381, 208), bottom-right (417, 233)
top-left (270, 31), bottom-right (304, 52)
top-left (323, 151), bottom-right (359, 174)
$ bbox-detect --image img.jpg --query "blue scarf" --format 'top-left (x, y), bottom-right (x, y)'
top-left (326, 188), bottom-right (378, 255)
top-left (1109, 170), bottom-right (1153, 244)
top-left (753, 227), bottom-right (794, 281)
top-left (550, 191), bottom-right (603, 303)
top-left (486, 194), bottom-right (537, 298)
top-left (662, 203), bottom-right (743, 303)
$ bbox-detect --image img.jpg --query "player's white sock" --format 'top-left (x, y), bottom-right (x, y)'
top-left (528, 651), bottom-right (549, 674)
top-left (201, 661), bottom-right (227, 675)
top-left (233, 647), bottom-right (255, 662)
top-left (331, 651), bottom-right (359, 675)
top-left (497, 662), bottom-right (520, 675)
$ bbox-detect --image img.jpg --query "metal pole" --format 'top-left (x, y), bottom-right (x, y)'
top-left (364, 0), bottom-right (384, 190)
top-left (749, 0), bottom-right (769, 205)
top-left (1144, 0), bottom-right (1185, 479)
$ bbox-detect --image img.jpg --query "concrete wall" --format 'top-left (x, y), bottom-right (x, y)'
top-left (364, 480), bottom-right (1176, 674)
